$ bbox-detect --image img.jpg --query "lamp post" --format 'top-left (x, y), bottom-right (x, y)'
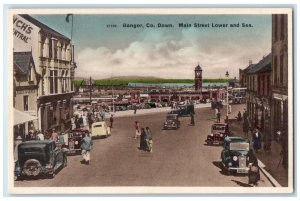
top-left (225, 71), bottom-right (229, 123)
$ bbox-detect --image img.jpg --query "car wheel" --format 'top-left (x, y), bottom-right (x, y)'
top-left (23, 159), bottom-right (42, 177)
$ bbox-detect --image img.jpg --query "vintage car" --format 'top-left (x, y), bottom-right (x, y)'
top-left (163, 114), bottom-right (180, 129)
top-left (67, 128), bottom-right (87, 154)
top-left (91, 121), bottom-right (111, 138)
top-left (205, 123), bottom-right (229, 145)
top-left (169, 104), bottom-right (195, 117)
top-left (221, 137), bottom-right (251, 175)
top-left (14, 140), bottom-right (67, 180)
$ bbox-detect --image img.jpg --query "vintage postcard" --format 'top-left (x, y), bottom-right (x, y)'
top-left (7, 8), bottom-right (294, 194)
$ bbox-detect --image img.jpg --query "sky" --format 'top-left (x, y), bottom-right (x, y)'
top-left (33, 14), bottom-right (272, 79)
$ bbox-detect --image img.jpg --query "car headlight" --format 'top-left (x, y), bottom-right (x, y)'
top-left (210, 134), bottom-right (213, 136)
top-left (228, 162), bottom-right (232, 166)
top-left (220, 134), bottom-right (223, 137)
top-left (75, 141), bottom-right (78, 145)
top-left (233, 156), bottom-right (238, 161)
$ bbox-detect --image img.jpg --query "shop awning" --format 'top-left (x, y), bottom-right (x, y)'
top-left (14, 109), bottom-right (38, 125)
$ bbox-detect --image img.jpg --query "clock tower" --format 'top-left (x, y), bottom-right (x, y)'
top-left (194, 63), bottom-right (203, 91)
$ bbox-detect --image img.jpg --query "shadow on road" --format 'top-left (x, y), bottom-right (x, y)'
top-left (231, 179), bottom-right (252, 187)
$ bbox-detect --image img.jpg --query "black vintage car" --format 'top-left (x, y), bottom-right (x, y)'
top-left (163, 114), bottom-right (180, 129)
top-left (67, 128), bottom-right (86, 154)
top-left (14, 140), bottom-right (67, 180)
top-left (169, 104), bottom-right (195, 117)
top-left (221, 137), bottom-right (250, 175)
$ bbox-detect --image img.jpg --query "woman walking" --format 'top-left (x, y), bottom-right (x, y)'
top-left (248, 149), bottom-right (260, 187)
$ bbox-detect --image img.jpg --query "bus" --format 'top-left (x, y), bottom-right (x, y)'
top-left (230, 88), bottom-right (246, 104)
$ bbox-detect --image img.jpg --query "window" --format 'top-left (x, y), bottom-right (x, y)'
top-left (23, 95), bottom-right (28, 111)
top-left (61, 70), bottom-right (68, 93)
top-left (50, 70), bottom-right (58, 94)
top-left (49, 39), bottom-right (52, 58)
top-left (53, 40), bottom-right (57, 60)
top-left (280, 55), bottom-right (284, 84)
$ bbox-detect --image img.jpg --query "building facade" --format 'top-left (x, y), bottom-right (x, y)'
top-left (245, 53), bottom-right (272, 139)
top-left (13, 51), bottom-right (40, 139)
top-left (13, 14), bottom-right (76, 133)
top-left (271, 14), bottom-right (288, 168)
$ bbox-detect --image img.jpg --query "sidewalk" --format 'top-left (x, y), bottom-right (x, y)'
top-left (227, 104), bottom-right (288, 187)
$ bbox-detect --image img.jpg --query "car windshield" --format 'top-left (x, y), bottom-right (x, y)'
top-left (213, 125), bottom-right (225, 130)
top-left (229, 142), bottom-right (249, 151)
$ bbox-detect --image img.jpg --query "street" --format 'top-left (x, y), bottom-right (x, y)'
top-left (14, 105), bottom-right (273, 187)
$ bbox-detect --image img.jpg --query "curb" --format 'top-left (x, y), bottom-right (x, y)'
top-left (258, 159), bottom-right (282, 187)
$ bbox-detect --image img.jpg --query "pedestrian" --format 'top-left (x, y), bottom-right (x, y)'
top-left (248, 149), bottom-right (260, 187)
top-left (237, 111), bottom-right (242, 122)
top-left (243, 118), bottom-right (250, 138)
top-left (140, 128), bottom-right (146, 150)
top-left (243, 109), bottom-right (248, 121)
top-left (145, 127), bottom-right (153, 152)
top-left (26, 130), bottom-right (35, 141)
top-left (100, 110), bottom-right (105, 121)
top-left (50, 128), bottom-right (58, 141)
top-left (252, 128), bottom-right (262, 152)
top-left (217, 111), bottom-right (221, 123)
top-left (215, 107), bottom-right (218, 119)
top-left (71, 116), bottom-right (76, 130)
top-left (58, 132), bottom-right (65, 146)
top-left (36, 130), bottom-right (44, 140)
top-left (80, 130), bottom-right (93, 165)
top-left (109, 114), bottom-right (114, 128)
top-left (190, 113), bottom-right (195, 126)
top-left (134, 105), bottom-right (137, 114)
top-left (79, 115), bottom-right (84, 127)
top-left (134, 121), bottom-right (140, 139)
top-left (14, 136), bottom-right (23, 161)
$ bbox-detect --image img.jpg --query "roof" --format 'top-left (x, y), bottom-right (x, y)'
top-left (19, 14), bottom-right (70, 41)
top-left (224, 136), bottom-right (249, 143)
top-left (247, 53), bottom-right (272, 74)
top-left (243, 63), bottom-right (255, 73)
top-left (14, 109), bottom-right (38, 125)
top-left (195, 64), bottom-right (203, 71)
top-left (14, 52), bottom-right (34, 75)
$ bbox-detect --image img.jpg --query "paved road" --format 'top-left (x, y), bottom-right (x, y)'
top-left (14, 105), bottom-right (273, 187)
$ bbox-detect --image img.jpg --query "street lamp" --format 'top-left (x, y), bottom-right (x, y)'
top-left (225, 71), bottom-right (229, 123)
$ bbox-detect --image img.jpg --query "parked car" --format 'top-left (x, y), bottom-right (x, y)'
top-left (14, 140), bottom-right (67, 180)
top-left (163, 114), bottom-right (180, 129)
top-left (169, 104), bottom-right (195, 117)
top-left (205, 123), bottom-right (229, 145)
top-left (221, 137), bottom-right (250, 175)
top-left (67, 128), bottom-right (87, 154)
top-left (91, 121), bottom-right (111, 138)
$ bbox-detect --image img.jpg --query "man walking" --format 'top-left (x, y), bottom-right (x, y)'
top-left (110, 115), bottom-right (114, 128)
top-left (80, 130), bottom-right (93, 165)
top-left (145, 127), bottom-right (153, 152)
top-left (252, 128), bottom-right (262, 153)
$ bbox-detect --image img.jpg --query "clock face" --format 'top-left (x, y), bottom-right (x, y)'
top-left (196, 72), bottom-right (200, 76)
